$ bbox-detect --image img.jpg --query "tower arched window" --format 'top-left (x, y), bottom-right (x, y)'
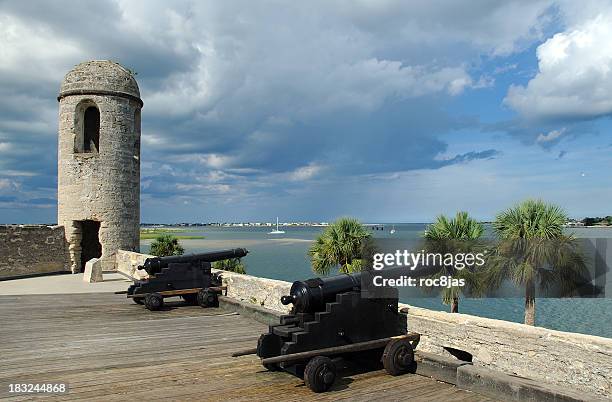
top-left (83, 106), bottom-right (100, 153)
top-left (74, 101), bottom-right (100, 154)
top-left (134, 109), bottom-right (141, 155)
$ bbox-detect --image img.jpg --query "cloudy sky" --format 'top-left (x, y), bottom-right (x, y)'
top-left (0, 0), bottom-right (611, 223)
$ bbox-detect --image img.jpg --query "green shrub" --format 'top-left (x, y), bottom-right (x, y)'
top-left (150, 234), bottom-right (185, 257)
top-left (213, 258), bottom-right (246, 274)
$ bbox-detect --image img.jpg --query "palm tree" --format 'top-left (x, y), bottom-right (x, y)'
top-left (213, 257), bottom-right (246, 274)
top-left (489, 199), bottom-right (587, 326)
top-left (150, 234), bottom-right (185, 257)
top-left (309, 217), bottom-right (371, 275)
top-left (423, 211), bottom-right (484, 313)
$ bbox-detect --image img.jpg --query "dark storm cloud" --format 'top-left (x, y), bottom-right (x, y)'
top-left (0, 0), bottom-right (197, 91)
top-left (0, 0), bottom-right (557, 221)
top-left (442, 149), bottom-right (500, 164)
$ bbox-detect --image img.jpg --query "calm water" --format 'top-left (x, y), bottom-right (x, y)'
top-left (141, 224), bottom-right (612, 338)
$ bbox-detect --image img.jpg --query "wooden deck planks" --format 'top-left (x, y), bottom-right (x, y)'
top-left (0, 293), bottom-right (497, 401)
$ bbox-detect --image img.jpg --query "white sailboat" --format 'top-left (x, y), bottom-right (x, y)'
top-left (390, 224), bottom-right (396, 234)
top-left (268, 217), bottom-right (285, 234)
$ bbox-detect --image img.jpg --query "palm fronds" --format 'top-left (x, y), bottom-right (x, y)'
top-left (424, 211), bottom-right (484, 240)
top-left (150, 234), bottom-right (185, 257)
top-left (213, 257), bottom-right (247, 274)
top-left (489, 199), bottom-right (587, 325)
top-left (309, 217), bottom-right (371, 275)
top-left (423, 211), bottom-right (485, 311)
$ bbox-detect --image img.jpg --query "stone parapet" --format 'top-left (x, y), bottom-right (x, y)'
top-left (0, 225), bottom-right (70, 279)
top-left (115, 250), bottom-right (151, 280)
top-left (214, 269), bottom-right (292, 313)
top-left (399, 303), bottom-right (612, 398)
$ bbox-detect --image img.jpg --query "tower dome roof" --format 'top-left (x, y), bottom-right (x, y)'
top-left (58, 60), bottom-right (142, 105)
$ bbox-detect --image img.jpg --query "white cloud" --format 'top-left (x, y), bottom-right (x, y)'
top-left (138, 1), bottom-right (554, 119)
top-left (505, 10), bottom-right (612, 121)
top-left (536, 128), bottom-right (566, 143)
top-left (200, 154), bottom-right (234, 169)
top-left (337, 0), bottom-right (553, 56)
top-left (0, 178), bottom-right (19, 191)
top-left (289, 164), bottom-right (323, 181)
top-left (0, 14), bottom-right (82, 85)
top-left (1, 170), bottom-right (37, 177)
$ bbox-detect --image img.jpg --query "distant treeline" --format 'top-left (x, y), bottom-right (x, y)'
top-left (581, 216), bottom-right (612, 226)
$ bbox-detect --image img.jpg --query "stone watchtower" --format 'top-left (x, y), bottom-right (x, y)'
top-left (57, 61), bottom-right (142, 273)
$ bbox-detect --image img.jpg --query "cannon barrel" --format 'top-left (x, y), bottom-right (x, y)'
top-left (281, 266), bottom-right (435, 314)
top-left (281, 272), bottom-right (363, 314)
top-left (141, 248), bottom-right (248, 275)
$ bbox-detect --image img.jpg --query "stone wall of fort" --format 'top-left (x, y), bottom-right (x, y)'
top-left (0, 225), bottom-right (70, 279)
top-left (115, 249), bottom-right (152, 280)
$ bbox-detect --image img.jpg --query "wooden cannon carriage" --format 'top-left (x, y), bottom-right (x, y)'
top-left (235, 272), bottom-right (419, 393)
top-left (119, 248), bottom-right (248, 311)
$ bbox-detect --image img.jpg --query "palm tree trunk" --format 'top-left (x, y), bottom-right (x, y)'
top-left (450, 297), bottom-right (459, 313)
top-left (524, 279), bottom-right (536, 326)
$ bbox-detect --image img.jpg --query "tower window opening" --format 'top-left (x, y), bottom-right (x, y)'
top-left (134, 109), bottom-right (141, 155)
top-left (83, 106), bottom-right (100, 153)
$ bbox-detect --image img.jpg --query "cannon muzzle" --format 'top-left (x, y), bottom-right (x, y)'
top-left (281, 295), bottom-right (295, 305)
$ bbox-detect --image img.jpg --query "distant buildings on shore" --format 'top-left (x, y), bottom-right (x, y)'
top-left (141, 217), bottom-right (612, 229)
top-left (564, 220), bottom-right (585, 227)
top-left (141, 222), bottom-right (330, 228)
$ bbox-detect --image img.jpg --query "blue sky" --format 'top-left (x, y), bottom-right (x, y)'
top-left (0, 1), bottom-right (611, 223)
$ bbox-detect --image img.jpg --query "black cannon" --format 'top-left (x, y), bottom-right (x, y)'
top-left (125, 248), bottom-right (248, 311)
top-left (254, 271), bottom-right (419, 392)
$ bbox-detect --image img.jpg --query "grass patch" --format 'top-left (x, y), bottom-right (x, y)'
top-left (140, 229), bottom-right (205, 240)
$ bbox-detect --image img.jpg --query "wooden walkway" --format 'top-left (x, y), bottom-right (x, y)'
top-left (0, 293), bottom-right (497, 401)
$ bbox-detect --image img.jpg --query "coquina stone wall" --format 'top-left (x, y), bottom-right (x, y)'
top-left (213, 269), bottom-right (612, 398)
top-left (216, 269), bottom-right (293, 312)
top-left (401, 304), bottom-right (612, 398)
top-left (115, 250), bottom-right (152, 280)
top-left (0, 225), bottom-right (70, 279)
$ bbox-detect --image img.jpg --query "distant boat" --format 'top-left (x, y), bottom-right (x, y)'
top-left (390, 224), bottom-right (396, 234)
top-left (268, 217), bottom-right (285, 234)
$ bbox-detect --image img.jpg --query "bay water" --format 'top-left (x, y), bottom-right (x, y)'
top-left (141, 224), bottom-right (612, 338)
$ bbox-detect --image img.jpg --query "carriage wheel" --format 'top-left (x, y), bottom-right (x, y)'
top-left (304, 356), bottom-right (336, 393)
top-left (144, 293), bottom-right (164, 311)
top-left (382, 338), bottom-right (414, 376)
top-left (197, 289), bottom-right (219, 308)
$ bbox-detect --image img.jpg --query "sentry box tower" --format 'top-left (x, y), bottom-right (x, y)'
top-left (57, 60), bottom-right (142, 273)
